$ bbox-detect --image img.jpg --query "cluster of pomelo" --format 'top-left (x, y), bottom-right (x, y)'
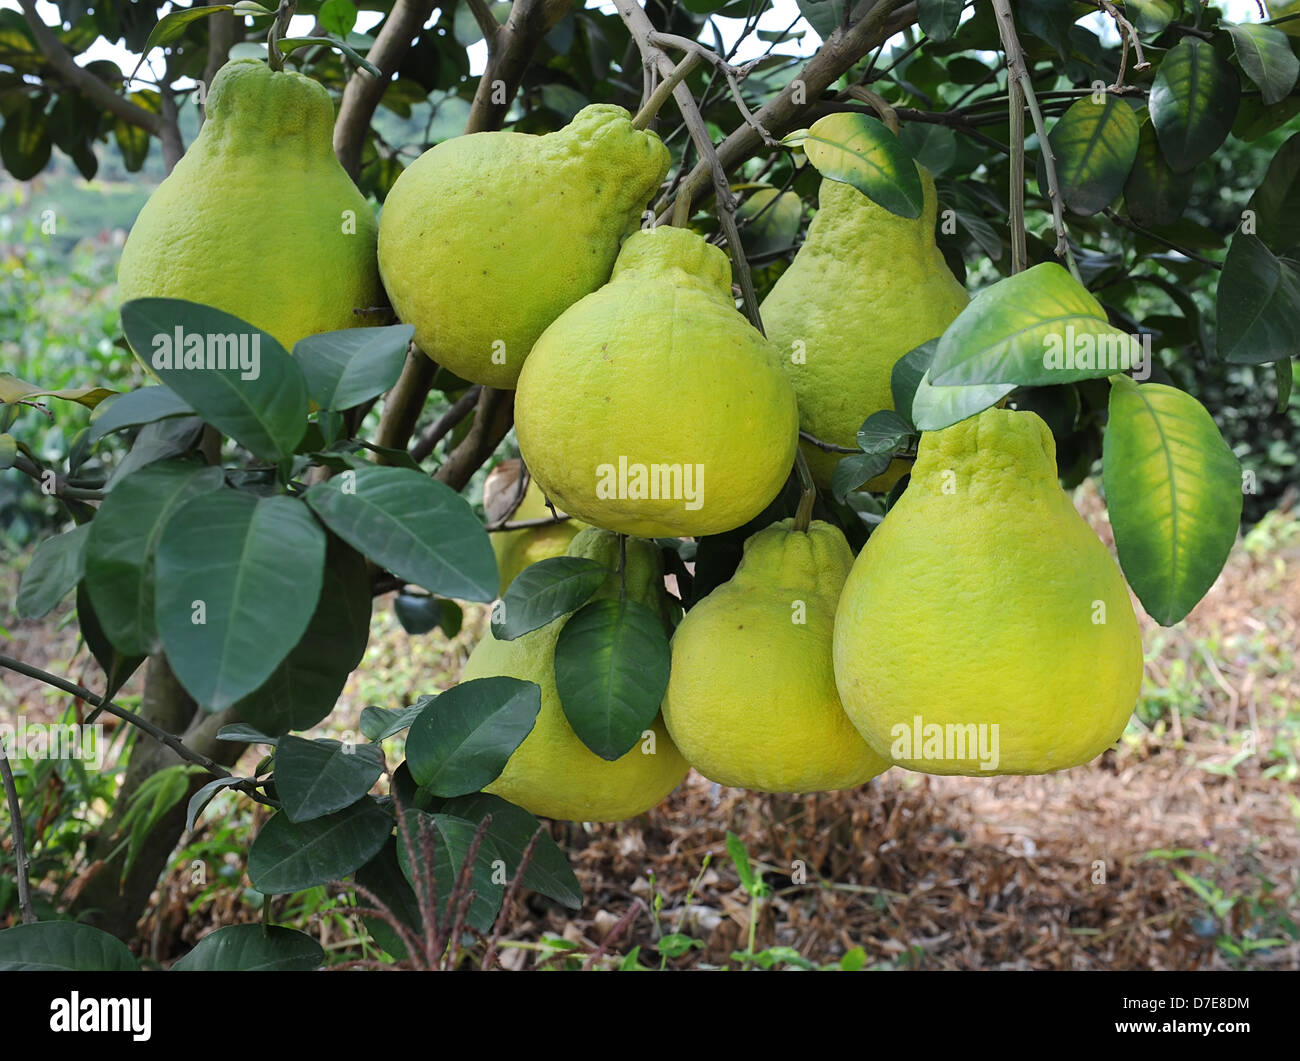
top-left (117, 59), bottom-right (1143, 823)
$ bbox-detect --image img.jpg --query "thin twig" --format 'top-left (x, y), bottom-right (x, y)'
top-left (615, 0), bottom-right (764, 330)
top-left (1098, 0), bottom-right (1149, 88)
top-left (992, 0), bottom-right (1081, 281)
top-left (0, 748), bottom-right (37, 924)
top-left (410, 385), bottom-right (483, 463)
top-left (632, 51), bottom-right (701, 130)
top-left (649, 32), bottom-right (776, 145)
top-left (0, 653), bottom-right (278, 809)
top-left (1103, 208), bottom-right (1224, 269)
top-left (799, 430), bottom-right (859, 454)
top-left (582, 897), bottom-right (645, 971)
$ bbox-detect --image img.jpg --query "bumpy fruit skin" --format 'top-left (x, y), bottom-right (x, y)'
top-left (492, 477), bottom-right (586, 596)
top-left (378, 105), bottom-right (670, 388)
top-left (515, 226), bottom-right (799, 538)
top-left (462, 529), bottom-right (688, 821)
top-left (761, 171), bottom-right (968, 491)
top-left (833, 408), bottom-right (1143, 776)
top-left (117, 59), bottom-right (382, 352)
top-left (662, 519), bottom-right (890, 793)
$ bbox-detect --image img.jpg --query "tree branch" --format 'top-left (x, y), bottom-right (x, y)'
top-left (615, 0), bottom-right (764, 329)
top-left (466, 0), bottom-right (576, 134)
top-left (18, 0), bottom-right (175, 141)
top-left (657, 0), bottom-right (915, 219)
top-left (410, 385), bottom-right (483, 463)
top-left (0, 654), bottom-right (278, 810)
top-left (0, 747), bottom-right (37, 924)
top-left (334, 0), bottom-right (438, 181)
top-left (434, 388), bottom-right (515, 492)
top-left (992, 0), bottom-right (1080, 281)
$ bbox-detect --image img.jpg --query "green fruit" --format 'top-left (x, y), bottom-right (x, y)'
top-left (491, 476), bottom-right (586, 596)
top-left (761, 171), bottom-right (968, 491)
top-left (833, 407), bottom-right (1143, 775)
top-left (462, 529), bottom-right (688, 821)
top-left (117, 59), bottom-right (383, 352)
top-left (378, 105), bottom-right (670, 388)
top-left (662, 518), bottom-right (890, 793)
top-left (515, 225), bottom-right (799, 538)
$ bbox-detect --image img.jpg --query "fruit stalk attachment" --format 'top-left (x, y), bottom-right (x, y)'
top-left (267, 0), bottom-right (297, 73)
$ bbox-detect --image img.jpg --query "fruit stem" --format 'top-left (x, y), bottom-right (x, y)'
top-left (670, 184), bottom-right (693, 228)
top-left (632, 51), bottom-right (700, 131)
top-left (793, 447), bottom-right (815, 533)
top-left (267, 0), bottom-right (296, 73)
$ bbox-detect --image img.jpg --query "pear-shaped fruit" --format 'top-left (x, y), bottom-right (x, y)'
top-left (461, 529), bottom-right (688, 821)
top-left (117, 59), bottom-right (382, 351)
top-left (662, 518), bottom-right (890, 793)
top-left (833, 408), bottom-right (1143, 775)
top-left (378, 105), bottom-right (670, 388)
top-left (491, 476), bottom-right (587, 595)
top-left (761, 171), bottom-right (968, 491)
top-left (515, 226), bottom-right (799, 538)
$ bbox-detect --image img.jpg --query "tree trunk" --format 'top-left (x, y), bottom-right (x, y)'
top-left (67, 658), bottom-right (245, 942)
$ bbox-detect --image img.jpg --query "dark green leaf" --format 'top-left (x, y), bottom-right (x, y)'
top-left (353, 838), bottom-right (423, 959)
top-left (86, 386), bottom-right (193, 445)
top-left (1124, 119), bottom-right (1193, 227)
top-left (554, 598), bottom-right (671, 761)
top-left (1215, 234), bottom-right (1300, 364)
top-left (120, 298), bottom-right (308, 461)
top-left (1150, 37), bottom-right (1241, 173)
top-left (491, 557), bottom-right (607, 640)
top-left (1046, 95), bottom-right (1142, 216)
top-left (917, 0), bottom-right (963, 42)
top-left (1246, 130), bottom-right (1300, 256)
top-left (84, 462), bottom-right (224, 655)
top-left (186, 776), bottom-right (247, 833)
top-left (405, 677), bottom-right (541, 797)
top-left (831, 452), bottom-right (892, 503)
top-left (293, 325), bottom-right (413, 412)
top-left (155, 491), bottom-right (326, 711)
top-left (171, 924), bottom-right (324, 971)
top-left (275, 736), bottom-right (385, 823)
top-left (0, 922), bottom-right (138, 971)
top-left (1125, 0), bottom-right (1180, 36)
top-left (856, 410), bottom-right (913, 454)
top-left (232, 536), bottom-right (371, 735)
top-left (395, 810), bottom-right (503, 932)
top-left (360, 702), bottom-right (429, 741)
top-left (16, 524), bottom-right (89, 619)
top-left (1225, 21), bottom-right (1299, 105)
top-left (75, 584), bottom-right (145, 706)
top-left (247, 799), bottom-right (392, 894)
top-left (441, 792), bottom-right (582, 909)
top-left (306, 464), bottom-right (497, 603)
top-left (890, 339), bottom-right (937, 424)
top-left (794, 0), bottom-right (846, 40)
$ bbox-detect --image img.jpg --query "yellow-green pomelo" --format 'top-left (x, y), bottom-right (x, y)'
top-left (462, 529), bottom-right (688, 821)
top-left (491, 475), bottom-right (586, 595)
top-left (662, 518), bottom-right (889, 793)
top-left (515, 226), bottom-right (799, 538)
top-left (761, 171), bottom-right (968, 491)
top-left (833, 408), bottom-right (1143, 775)
top-left (378, 106), bottom-right (670, 388)
top-left (117, 59), bottom-right (382, 352)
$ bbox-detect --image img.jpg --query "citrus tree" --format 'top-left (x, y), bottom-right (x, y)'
top-left (0, 0), bottom-right (1296, 970)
